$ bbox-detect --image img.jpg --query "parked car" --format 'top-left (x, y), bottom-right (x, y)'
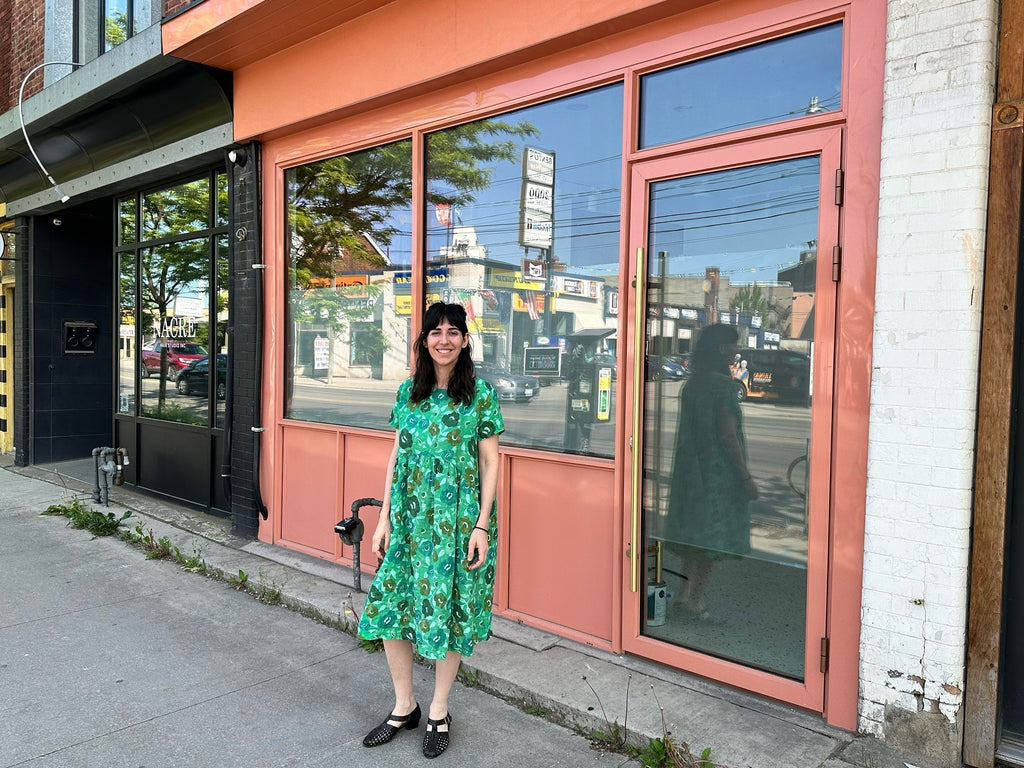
top-left (476, 361), bottom-right (540, 403)
top-left (141, 340), bottom-right (208, 379)
top-left (732, 348), bottom-right (811, 405)
top-left (175, 355), bottom-right (227, 399)
top-left (647, 355), bottom-right (687, 381)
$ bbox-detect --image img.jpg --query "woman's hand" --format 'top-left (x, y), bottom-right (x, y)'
top-left (466, 527), bottom-right (489, 570)
top-left (371, 516), bottom-right (391, 559)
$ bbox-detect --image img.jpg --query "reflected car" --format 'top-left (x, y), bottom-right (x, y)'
top-left (141, 340), bottom-right (208, 379)
top-left (476, 361), bottom-right (540, 403)
top-left (732, 348), bottom-right (811, 405)
top-left (646, 355), bottom-right (687, 381)
top-left (175, 355), bottom-right (227, 399)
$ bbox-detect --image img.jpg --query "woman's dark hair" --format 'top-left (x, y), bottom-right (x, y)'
top-left (691, 323), bottom-right (739, 376)
top-left (410, 302), bottom-right (476, 405)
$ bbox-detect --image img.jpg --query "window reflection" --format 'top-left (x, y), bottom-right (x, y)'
top-left (139, 240), bottom-right (211, 425)
top-left (117, 252), bottom-right (136, 414)
top-left (426, 84), bottom-right (623, 457)
top-left (284, 140), bottom-right (414, 429)
top-left (142, 177), bottom-right (211, 241)
top-left (639, 23), bottom-right (842, 148)
top-left (117, 170), bottom-right (228, 428)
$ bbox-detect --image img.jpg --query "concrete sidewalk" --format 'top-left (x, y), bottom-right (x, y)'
top-left (1, 456), bottom-right (938, 768)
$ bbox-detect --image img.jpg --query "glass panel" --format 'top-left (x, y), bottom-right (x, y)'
top-left (284, 140), bottom-right (413, 429)
top-left (117, 252), bottom-right (136, 414)
top-left (139, 239), bottom-right (211, 426)
top-left (425, 84), bottom-right (623, 457)
top-left (213, 235), bottom-right (230, 428)
top-left (77, 1), bottom-right (101, 63)
top-left (1003, 386), bottom-right (1024, 746)
top-left (216, 171), bottom-right (229, 228)
top-left (141, 177), bottom-right (211, 242)
top-left (639, 23), bottom-right (842, 148)
top-left (133, 0), bottom-right (153, 35)
top-left (118, 197), bottom-right (137, 246)
top-left (103, 0), bottom-right (130, 51)
top-left (641, 156), bottom-right (820, 679)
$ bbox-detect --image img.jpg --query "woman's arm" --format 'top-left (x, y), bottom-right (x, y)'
top-left (370, 432), bottom-right (401, 558)
top-left (467, 434), bottom-right (500, 569)
top-left (717, 414), bottom-right (759, 500)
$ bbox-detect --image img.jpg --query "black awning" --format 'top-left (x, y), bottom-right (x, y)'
top-left (0, 61), bottom-right (232, 204)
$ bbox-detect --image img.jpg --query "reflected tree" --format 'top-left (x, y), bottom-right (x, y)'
top-left (286, 119), bottom-right (536, 376)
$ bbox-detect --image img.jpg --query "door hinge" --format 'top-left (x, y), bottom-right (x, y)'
top-left (831, 245), bottom-right (842, 282)
top-left (834, 168), bottom-right (844, 206)
top-left (820, 637), bottom-right (830, 673)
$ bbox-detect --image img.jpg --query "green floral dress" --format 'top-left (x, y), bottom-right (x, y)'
top-left (358, 378), bottom-right (504, 659)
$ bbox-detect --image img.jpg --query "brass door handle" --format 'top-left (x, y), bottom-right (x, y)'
top-left (630, 246), bottom-right (646, 593)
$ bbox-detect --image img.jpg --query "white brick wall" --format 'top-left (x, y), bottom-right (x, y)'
top-left (861, 0), bottom-right (997, 736)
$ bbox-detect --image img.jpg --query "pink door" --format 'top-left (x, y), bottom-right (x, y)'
top-left (622, 128), bottom-right (842, 710)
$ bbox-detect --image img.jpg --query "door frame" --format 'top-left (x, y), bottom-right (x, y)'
top-left (620, 127), bottom-right (843, 712)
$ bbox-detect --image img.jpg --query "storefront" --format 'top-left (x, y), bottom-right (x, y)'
top-left (164, 0), bottom-right (884, 727)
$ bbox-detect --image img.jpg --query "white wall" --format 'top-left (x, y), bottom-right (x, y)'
top-left (861, 0), bottom-right (997, 741)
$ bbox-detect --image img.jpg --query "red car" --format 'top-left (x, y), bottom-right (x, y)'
top-left (140, 340), bottom-right (208, 379)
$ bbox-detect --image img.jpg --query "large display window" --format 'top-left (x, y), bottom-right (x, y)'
top-left (282, 86), bottom-right (624, 457)
top-left (116, 171), bottom-right (229, 428)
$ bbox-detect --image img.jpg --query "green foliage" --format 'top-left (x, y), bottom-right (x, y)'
top-left (729, 283), bottom-right (791, 335)
top-left (633, 736), bottom-right (672, 767)
top-left (228, 569), bottom-right (250, 590)
top-left (140, 401), bottom-right (207, 426)
top-left (42, 498), bottom-right (133, 537)
top-left (358, 637), bottom-right (384, 653)
top-left (173, 543), bottom-right (207, 574)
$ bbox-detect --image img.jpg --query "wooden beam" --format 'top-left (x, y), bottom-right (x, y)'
top-left (964, 0), bottom-right (1024, 761)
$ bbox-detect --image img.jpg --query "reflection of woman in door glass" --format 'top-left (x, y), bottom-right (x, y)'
top-left (667, 324), bottom-right (758, 619)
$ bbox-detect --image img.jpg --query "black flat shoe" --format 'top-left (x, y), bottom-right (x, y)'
top-left (362, 703), bottom-right (421, 747)
top-left (422, 713), bottom-right (452, 759)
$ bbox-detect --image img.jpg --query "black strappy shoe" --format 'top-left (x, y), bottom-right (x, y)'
top-left (362, 703), bottom-right (421, 747)
top-left (422, 712), bottom-right (452, 759)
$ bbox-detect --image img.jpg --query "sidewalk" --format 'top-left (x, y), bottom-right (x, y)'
top-left (1, 456), bottom-right (939, 768)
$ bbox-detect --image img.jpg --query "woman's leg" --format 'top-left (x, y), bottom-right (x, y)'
top-left (430, 650), bottom-right (462, 722)
top-left (383, 639), bottom-right (417, 715)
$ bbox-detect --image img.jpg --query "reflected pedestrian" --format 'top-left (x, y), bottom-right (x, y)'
top-left (667, 323), bottom-right (758, 619)
top-left (358, 302), bottom-right (503, 759)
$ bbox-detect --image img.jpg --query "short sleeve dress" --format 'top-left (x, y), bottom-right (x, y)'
top-left (358, 377), bottom-right (504, 659)
top-left (664, 370), bottom-right (752, 559)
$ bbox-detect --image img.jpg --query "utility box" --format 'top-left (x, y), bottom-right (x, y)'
top-left (64, 321), bottom-right (98, 354)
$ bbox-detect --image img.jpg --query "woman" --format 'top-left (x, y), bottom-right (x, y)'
top-left (667, 323), bottom-right (758, 619)
top-left (358, 302), bottom-right (503, 759)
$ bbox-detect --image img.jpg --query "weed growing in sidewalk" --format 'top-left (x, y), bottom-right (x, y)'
top-left (173, 543), bottom-right (208, 574)
top-left (582, 675), bottom-right (724, 768)
top-left (42, 497), bottom-right (133, 537)
top-left (228, 569), bottom-right (249, 590)
top-left (253, 570), bottom-right (282, 604)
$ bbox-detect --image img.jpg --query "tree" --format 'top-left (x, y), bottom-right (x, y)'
top-left (137, 177), bottom-right (224, 409)
top-left (730, 284), bottom-right (792, 336)
top-left (285, 119), bottom-right (536, 377)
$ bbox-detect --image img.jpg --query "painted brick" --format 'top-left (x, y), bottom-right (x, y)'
top-left (862, 0), bottom-right (996, 734)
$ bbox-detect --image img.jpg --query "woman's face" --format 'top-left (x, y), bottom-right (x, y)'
top-left (424, 319), bottom-right (468, 370)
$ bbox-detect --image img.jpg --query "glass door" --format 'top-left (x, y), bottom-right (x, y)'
top-left (624, 131), bottom-right (840, 708)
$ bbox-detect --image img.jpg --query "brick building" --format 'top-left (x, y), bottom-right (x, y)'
top-left (1, 1), bottom-right (1023, 766)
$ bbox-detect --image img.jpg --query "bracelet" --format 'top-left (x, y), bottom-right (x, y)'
top-left (473, 525), bottom-right (489, 535)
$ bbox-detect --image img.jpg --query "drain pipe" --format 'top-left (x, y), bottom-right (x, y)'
top-left (250, 142), bottom-right (269, 523)
top-left (223, 142), bottom-right (268, 535)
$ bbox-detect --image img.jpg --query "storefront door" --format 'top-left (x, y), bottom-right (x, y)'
top-left (623, 129), bottom-right (841, 709)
